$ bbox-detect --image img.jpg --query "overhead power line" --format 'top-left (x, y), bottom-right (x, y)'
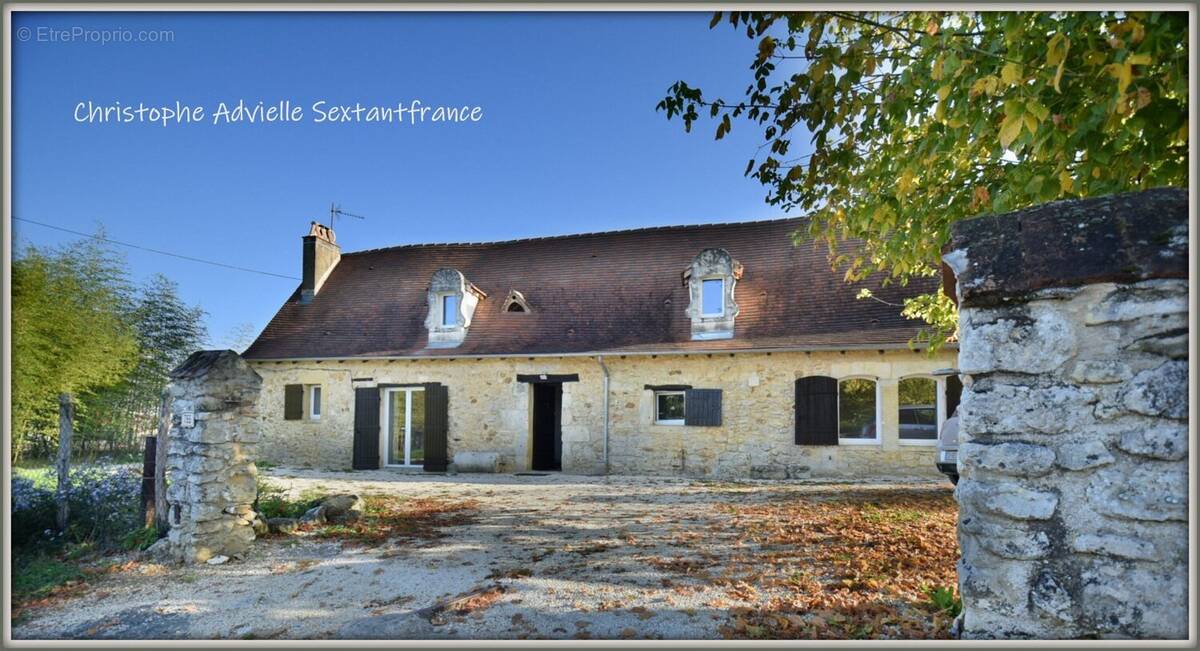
top-left (13, 216), bottom-right (300, 281)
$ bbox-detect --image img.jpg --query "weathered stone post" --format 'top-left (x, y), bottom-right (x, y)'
top-left (163, 350), bottom-right (263, 563)
top-left (55, 393), bottom-right (74, 533)
top-left (944, 188), bottom-right (1188, 639)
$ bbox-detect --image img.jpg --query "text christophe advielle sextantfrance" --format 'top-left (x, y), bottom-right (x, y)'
top-left (73, 99), bottom-right (485, 126)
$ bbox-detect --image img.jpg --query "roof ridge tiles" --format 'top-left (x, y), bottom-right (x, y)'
top-left (342, 215), bottom-right (806, 256)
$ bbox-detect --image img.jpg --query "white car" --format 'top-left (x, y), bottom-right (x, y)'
top-left (937, 408), bottom-right (959, 484)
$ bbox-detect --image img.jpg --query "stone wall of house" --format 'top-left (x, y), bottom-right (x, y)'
top-left (945, 188), bottom-right (1189, 639)
top-left (163, 350), bottom-right (263, 563)
top-left (250, 348), bottom-right (956, 478)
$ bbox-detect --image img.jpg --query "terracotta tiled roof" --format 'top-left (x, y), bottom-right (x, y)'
top-left (243, 218), bottom-right (940, 359)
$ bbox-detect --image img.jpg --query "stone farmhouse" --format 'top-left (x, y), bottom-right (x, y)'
top-left (242, 218), bottom-right (960, 478)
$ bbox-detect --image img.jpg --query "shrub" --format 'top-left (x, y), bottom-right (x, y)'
top-left (926, 585), bottom-right (963, 618)
top-left (122, 525), bottom-right (163, 551)
top-left (9, 463), bottom-right (142, 549)
top-left (253, 477), bottom-right (317, 520)
top-left (10, 477), bottom-right (57, 545)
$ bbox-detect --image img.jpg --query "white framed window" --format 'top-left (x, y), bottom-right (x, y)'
top-left (837, 377), bottom-right (881, 445)
top-left (441, 294), bottom-right (459, 327)
top-left (655, 391), bottom-right (686, 425)
top-left (701, 278), bottom-right (725, 316)
top-left (308, 385), bottom-right (322, 420)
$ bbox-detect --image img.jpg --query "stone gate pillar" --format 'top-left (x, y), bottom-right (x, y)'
top-left (163, 350), bottom-right (263, 563)
top-left (944, 188), bottom-right (1188, 638)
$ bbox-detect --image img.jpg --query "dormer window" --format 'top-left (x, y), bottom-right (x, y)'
top-left (501, 290), bottom-right (532, 313)
top-left (701, 278), bottom-right (725, 316)
top-left (683, 248), bottom-right (742, 340)
top-left (425, 268), bottom-right (486, 348)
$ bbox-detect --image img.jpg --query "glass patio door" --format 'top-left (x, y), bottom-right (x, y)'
top-left (384, 387), bottom-right (426, 467)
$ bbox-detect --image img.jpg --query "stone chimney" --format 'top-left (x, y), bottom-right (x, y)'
top-left (300, 222), bottom-right (340, 304)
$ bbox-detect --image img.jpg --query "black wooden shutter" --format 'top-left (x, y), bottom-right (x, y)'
top-left (684, 389), bottom-right (722, 426)
top-left (352, 388), bottom-right (381, 469)
top-left (552, 385), bottom-right (563, 466)
top-left (284, 384), bottom-right (304, 420)
top-left (423, 383), bottom-right (449, 472)
top-left (795, 376), bottom-right (838, 445)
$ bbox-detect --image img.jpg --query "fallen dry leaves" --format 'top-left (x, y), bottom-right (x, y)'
top-left (647, 556), bottom-right (714, 576)
top-left (426, 584), bottom-right (507, 625)
top-left (487, 567), bottom-right (533, 580)
top-left (307, 496), bottom-right (478, 546)
top-left (712, 487), bottom-right (960, 640)
top-left (13, 558), bottom-right (158, 621)
top-left (10, 580), bottom-right (91, 622)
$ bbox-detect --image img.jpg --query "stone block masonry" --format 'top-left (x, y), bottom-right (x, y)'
top-left (945, 188), bottom-right (1189, 639)
top-left (251, 347), bottom-right (958, 479)
top-left (163, 350), bottom-right (263, 563)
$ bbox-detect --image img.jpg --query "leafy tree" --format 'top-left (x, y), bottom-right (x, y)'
top-left (658, 11), bottom-right (1188, 347)
top-left (77, 275), bottom-right (207, 454)
top-left (11, 238), bottom-right (139, 459)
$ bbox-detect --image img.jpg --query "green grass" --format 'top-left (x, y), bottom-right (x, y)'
top-left (12, 456), bottom-right (55, 471)
top-left (12, 466), bottom-right (58, 489)
top-left (253, 478), bottom-right (324, 520)
top-left (926, 585), bottom-right (963, 617)
top-left (121, 525), bottom-right (162, 551)
top-left (15, 451), bottom-right (141, 469)
top-left (62, 541), bottom-right (97, 561)
top-left (14, 454), bottom-right (142, 489)
top-left (11, 555), bottom-right (85, 600)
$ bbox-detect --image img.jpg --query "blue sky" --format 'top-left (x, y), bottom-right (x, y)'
top-left (13, 11), bottom-right (805, 346)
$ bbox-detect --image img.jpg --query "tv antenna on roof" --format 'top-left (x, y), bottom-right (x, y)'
top-left (328, 202), bottom-right (366, 231)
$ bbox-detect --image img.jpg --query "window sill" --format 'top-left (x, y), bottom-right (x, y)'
top-left (838, 438), bottom-right (882, 446)
top-left (899, 439), bottom-right (937, 446)
top-left (655, 420), bottom-right (685, 426)
top-left (425, 341), bottom-right (463, 349)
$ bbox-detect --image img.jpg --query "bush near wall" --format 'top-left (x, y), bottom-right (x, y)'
top-left (10, 464), bottom-right (143, 549)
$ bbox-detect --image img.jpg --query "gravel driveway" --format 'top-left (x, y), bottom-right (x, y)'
top-left (13, 469), bottom-right (950, 640)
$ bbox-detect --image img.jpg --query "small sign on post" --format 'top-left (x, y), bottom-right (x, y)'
top-left (180, 406), bottom-right (195, 429)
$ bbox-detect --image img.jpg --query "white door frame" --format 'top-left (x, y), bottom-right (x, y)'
top-left (381, 387), bottom-right (425, 468)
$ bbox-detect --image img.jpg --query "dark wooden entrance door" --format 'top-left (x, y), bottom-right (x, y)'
top-left (531, 382), bottom-right (562, 471)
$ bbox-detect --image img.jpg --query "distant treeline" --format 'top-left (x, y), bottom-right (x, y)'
top-left (12, 233), bottom-right (207, 460)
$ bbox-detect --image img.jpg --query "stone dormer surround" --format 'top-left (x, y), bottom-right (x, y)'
top-left (425, 268), bottom-right (487, 348)
top-left (501, 290), bottom-right (532, 313)
top-left (683, 248), bottom-right (743, 340)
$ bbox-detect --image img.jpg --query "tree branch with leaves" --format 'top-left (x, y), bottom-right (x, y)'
top-left (658, 11), bottom-right (1188, 349)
